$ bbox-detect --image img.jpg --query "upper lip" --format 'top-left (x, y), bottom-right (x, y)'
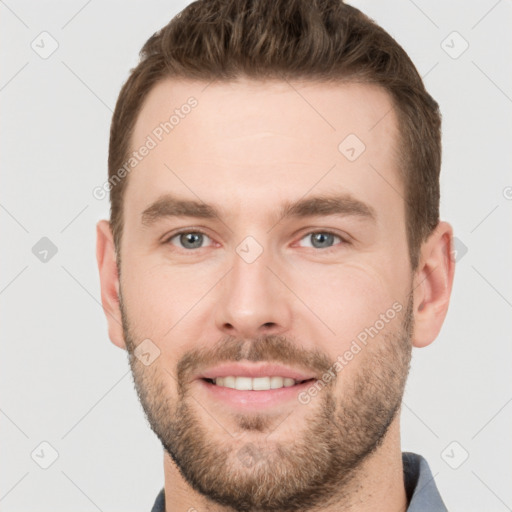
top-left (196, 363), bottom-right (317, 382)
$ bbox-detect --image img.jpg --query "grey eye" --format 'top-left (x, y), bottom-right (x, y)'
top-left (170, 232), bottom-right (211, 249)
top-left (300, 232), bottom-right (341, 249)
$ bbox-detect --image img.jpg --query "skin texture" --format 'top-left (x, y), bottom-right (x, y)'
top-left (96, 78), bottom-right (455, 512)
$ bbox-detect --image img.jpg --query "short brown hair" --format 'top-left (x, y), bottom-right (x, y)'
top-left (108, 0), bottom-right (441, 271)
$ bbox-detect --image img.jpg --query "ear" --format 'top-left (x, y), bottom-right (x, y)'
top-left (411, 221), bottom-right (455, 348)
top-left (96, 220), bottom-right (126, 350)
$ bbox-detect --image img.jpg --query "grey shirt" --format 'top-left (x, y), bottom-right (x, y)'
top-left (151, 451), bottom-right (447, 512)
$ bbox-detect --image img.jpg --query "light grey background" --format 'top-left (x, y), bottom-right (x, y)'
top-left (1, 1), bottom-right (511, 510)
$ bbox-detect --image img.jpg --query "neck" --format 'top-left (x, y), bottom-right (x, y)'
top-left (162, 416), bottom-right (407, 512)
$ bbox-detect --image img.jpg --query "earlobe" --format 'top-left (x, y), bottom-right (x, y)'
top-left (96, 220), bottom-right (126, 350)
top-left (411, 221), bottom-right (455, 348)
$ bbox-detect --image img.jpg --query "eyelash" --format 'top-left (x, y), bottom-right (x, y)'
top-left (163, 229), bottom-right (349, 252)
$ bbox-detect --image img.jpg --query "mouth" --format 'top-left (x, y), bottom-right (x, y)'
top-left (202, 376), bottom-right (317, 391)
top-left (196, 376), bottom-right (319, 410)
top-left (194, 363), bottom-right (320, 408)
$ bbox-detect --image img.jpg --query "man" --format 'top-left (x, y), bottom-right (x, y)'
top-left (96, 0), bottom-right (455, 510)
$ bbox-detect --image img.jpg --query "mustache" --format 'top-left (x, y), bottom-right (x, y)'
top-left (176, 334), bottom-right (334, 385)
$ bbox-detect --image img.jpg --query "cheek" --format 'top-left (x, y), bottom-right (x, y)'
top-left (287, 260), bottom-right (402, 345)
top-left (121, 258), bottom-right (221, 339)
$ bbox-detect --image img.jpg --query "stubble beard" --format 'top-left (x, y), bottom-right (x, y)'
top-left (120, 295), bottom-right (413, 512)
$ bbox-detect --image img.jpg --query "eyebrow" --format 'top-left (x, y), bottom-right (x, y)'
top-left (140, 193), bottom-right (376, 227)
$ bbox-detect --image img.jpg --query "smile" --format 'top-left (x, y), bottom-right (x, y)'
top-left (205, 376), bottom-right (315, 391)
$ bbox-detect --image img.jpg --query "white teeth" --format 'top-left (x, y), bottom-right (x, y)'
top-left (223, 376), bottom-right (236, 389)
top-left (270, 376), bottom-right (284, 389)
top-left (235, 376), bottom-right (252, 391)
top-left (212, 376), bottom-right (301, 390)
top-left (253, 377), bottom-right (271, 390)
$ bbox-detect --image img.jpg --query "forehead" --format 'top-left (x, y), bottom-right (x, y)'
top-left (125, 78), bottom-right (402, 225)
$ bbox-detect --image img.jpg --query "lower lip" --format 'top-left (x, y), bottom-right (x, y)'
top-left (196, 378), bottom-right (317, 409)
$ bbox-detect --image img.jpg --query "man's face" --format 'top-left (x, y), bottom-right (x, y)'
top-left (118, 79), bottom-right (414, 510)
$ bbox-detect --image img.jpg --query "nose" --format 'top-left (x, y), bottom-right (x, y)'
top-left (214, 247), bottom-right (292, 339)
